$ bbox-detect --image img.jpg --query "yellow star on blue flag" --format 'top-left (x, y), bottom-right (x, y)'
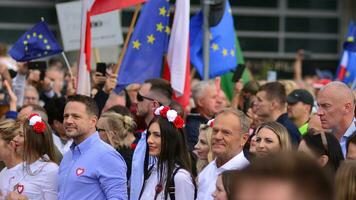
top-left (9, 21), bottom-right (62, 61)
top-left (190, 1), bottom-right (238, 78)
top-left (116, 0), bottom-right (170, 92)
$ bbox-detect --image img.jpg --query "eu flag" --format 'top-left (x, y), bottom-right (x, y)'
top-left (116, 0), bottom-right (170, 91)
top-left (9, 21), bottom-right (62, 62)
top-left (190, 1), bottom-right (237, 78)
top-left (336, 21), bottom-right (356, 85)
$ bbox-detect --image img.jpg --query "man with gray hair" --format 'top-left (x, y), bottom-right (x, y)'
top-left (317, 81), bottom-right (356, 157)
top-left (185, 80), bottom-right (220, 150)
top-left (197, 107), bottom-right (250, 200)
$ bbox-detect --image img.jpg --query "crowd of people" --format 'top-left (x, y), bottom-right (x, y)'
top-left (0, 44), bottom-right (355, 200)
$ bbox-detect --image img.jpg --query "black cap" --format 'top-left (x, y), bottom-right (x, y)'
top-left (287, 89), bottom-right (314, 106)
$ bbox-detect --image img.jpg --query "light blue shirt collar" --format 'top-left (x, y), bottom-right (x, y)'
top-left (70, 132), bottom-right (99, 155)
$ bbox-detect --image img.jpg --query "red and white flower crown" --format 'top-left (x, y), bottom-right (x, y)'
top-left (154, 106), bottom-right (185, 129)
top-left (28, 114), bottom-right (46, 134)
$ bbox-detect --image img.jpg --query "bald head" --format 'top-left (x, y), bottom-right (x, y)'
top-left (319, 81), bottom-right (354, 106)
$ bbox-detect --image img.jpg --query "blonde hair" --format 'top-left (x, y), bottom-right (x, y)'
top-left (255, 121), bottom-right (292, 151)
top-left (279, 80), bottom-right (298, 95)
top-left (99, 112), bottom-right (136, 149)
top-left (335, 160), bottom-right (356, 200)
top-left (0, 119), bottom-right (21, 143)
top-left (196, 124), bottom-right (215, 173)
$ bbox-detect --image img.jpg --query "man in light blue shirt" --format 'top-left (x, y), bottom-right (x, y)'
top-left (130, 79), bottom-right (172, 200)
top-left (58, 95), bottom-right (127, 200)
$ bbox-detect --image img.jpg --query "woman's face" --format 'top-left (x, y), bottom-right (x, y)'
top-left (212, 175), bottom-right (228, 200)
top-left (255, 128), bottom-right (281, 157)
top-left (97, 117), bottom-right (109, 144)
top-left (147, 122), bottom-right (161, 157)
top-left (194, 130), bottom-right (210, 160)
top-left (12, 129), bottom-right (25, 156)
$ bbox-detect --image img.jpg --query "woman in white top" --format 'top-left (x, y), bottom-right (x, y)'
top-left (0, 119), bottom-right (23, 200)
top-left (2, 114), bottom-right (59, 200)
top-left (139, 106), bottom-right (196, 200)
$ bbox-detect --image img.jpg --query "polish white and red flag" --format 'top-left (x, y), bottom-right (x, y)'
top-left (163, 0), bottom-right (191, 108)
top-left (77, 0), bottom-right (145, 96)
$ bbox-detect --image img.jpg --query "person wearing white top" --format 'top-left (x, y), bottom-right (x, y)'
top-left (139, 106), bottom-right (195, 200)
top-left (4, 114), bottom-right (59, 200)
top-left (0, 159), bottom-right (58, 200)
top-left (197, 108), bottom-right (250, 200)
top-left (0, 120), bottom-right (23, 200)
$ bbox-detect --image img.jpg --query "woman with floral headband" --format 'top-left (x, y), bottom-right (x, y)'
top-left (139, 106), bottom-right (196, 200)
top-left (4, 114), bottom-right (59, 200)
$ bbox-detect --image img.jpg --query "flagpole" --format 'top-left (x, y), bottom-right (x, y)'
top-left (203, 0), bottom-right (210, 81)
top-left (113, 4), bottom-right (142, 75)
top-left (61, 52), bottom-right (73, 79)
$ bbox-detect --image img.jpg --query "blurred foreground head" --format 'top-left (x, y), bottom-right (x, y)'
top-left (233, 152), bottom-right (333, 200)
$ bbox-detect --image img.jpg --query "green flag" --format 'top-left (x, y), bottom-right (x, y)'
top-left (220, 36), bottom-right (250, 100)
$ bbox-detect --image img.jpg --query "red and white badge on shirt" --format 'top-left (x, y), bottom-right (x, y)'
top-left (76, 168), bottom-right (85, 176)
top-left (16, 184), bottom-right (24, 194)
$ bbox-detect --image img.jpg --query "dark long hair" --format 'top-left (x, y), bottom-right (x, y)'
top-left (23, 117), bottom-right (59, 169)
top-left (147, 116), bottom-right (192, 200)
top-left (302, 129), bottom-right (344, 174)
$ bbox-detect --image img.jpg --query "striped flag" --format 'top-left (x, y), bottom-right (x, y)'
top-left (163, 0), bottom-right (190, 107)
top-left (77, 0), bottom-right (94, 96)
top-left (77, 0), bottom-right (146, 96)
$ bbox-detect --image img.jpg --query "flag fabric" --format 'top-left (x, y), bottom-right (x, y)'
top-left (190, 1), bottom-right (237, 79)
top-left (115, 0), bottom-right (170, 92)
top-left (90, 0), bottom-right (146, 15)
top-left (9, 21), bottom-right (62, 62)
top-left (77, 0), bottom-right (144, 96)
top-left (163, 0), bottom-right (190, 107)
top-left (336, 21), bottom-right (356, 85)
top-left (220, 37), bottom-right (248, 100)
top-left (77, 0), bottom-right (95, 96)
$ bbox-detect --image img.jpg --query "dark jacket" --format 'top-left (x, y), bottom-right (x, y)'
top-left (276, 113), bottom-right (301, 146)
top-left (185, 108), bottom-right (209, 151)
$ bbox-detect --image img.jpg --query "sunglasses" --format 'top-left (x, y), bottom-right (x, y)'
top-left (137, 92), bottom-right (156, 102)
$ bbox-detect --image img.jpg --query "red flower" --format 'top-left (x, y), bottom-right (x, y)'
top-left (173, 116), bottom-right (184, 129)
top-left (33, 121), bottom-right (46, 134)
top-left (159, 106), bottom-right (170, 118)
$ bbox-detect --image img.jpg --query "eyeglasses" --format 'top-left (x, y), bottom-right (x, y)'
top-left (96, 127), bottom-right (106, 132)
top-left (137, 92), bottom-right (156, 102)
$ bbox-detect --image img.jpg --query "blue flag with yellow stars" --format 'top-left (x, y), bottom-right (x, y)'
top-left (9, 21), bottom-right (62, 62)
top-left (190, 1), bottom-right (237, 78)
top-left (116, 0), bottom-right (170, 92)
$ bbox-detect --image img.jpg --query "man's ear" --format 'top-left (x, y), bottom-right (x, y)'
top-left (317, 155), bottom-right (329, 167)
top-left (344, 102), bottom-right (353, 113)
top-left (90, 115), bottom-right (98, 128)
top-left (240, 133), bottom-right (250, 146)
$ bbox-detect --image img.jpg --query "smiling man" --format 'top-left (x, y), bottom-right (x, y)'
top-left (58, 95), bottom-right (127, 200)
top-left (197, 108), bottom-right (250, 200)
top-left (317, 81), bottom-right (355, 157)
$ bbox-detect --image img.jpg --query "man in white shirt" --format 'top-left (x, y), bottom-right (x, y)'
top-left (317, 81), bottom-right (356, 157)
top-left (197, 107), bottom-right (250, 200)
